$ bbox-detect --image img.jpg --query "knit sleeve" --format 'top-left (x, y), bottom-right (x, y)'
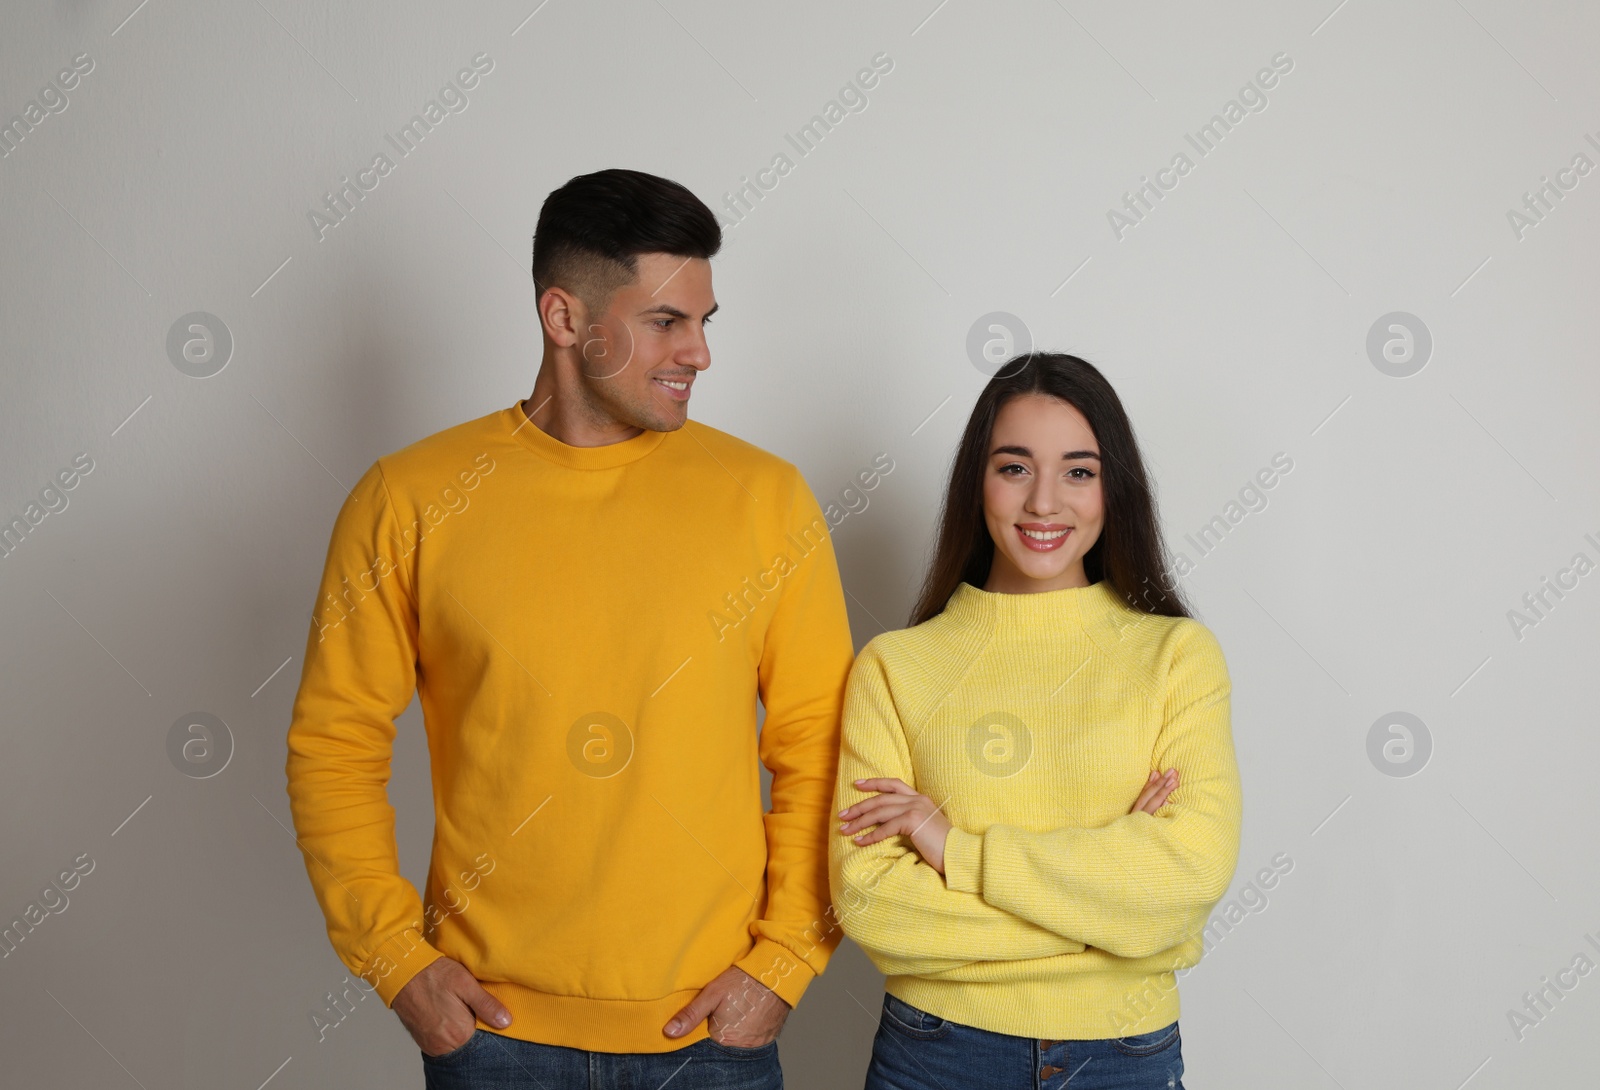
top-left (941, 620), bottom-right (1243, 960)
top-left (829, 643), bottom-right (1088, 975)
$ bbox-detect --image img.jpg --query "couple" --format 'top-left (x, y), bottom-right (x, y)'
top-left (285, 168), bottom-right (1242, 1090)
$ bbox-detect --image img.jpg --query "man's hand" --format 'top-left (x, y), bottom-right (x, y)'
top-left (392, 956), bottom-right (513, 1057)
top-left (663, 965), bottom-right (790, 1046)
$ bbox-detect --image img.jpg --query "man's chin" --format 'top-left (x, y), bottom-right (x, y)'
top-left (639, 403), bottom-right (690, 432)
top-left (594, 395), bottom-right (683, 435)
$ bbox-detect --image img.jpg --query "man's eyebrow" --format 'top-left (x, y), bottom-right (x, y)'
top-left (638, 302), bottom-right (719, 320)
top-left (991, 445), bottom-right (1101, 460)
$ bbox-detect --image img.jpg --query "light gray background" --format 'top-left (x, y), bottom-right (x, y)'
top-left (2, 0), bottom-right (1597, 1086)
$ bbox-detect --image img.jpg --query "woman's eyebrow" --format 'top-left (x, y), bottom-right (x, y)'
top-left (991, 445), bottom-right (1101, 460)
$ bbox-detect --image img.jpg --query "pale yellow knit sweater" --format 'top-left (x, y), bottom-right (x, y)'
top-left (829, 578), bottom-right (1242, 1039)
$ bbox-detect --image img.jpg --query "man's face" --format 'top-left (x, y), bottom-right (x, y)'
top-left (575, 252), bottom-right (716, 432)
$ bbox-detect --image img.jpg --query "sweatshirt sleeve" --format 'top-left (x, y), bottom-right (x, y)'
top-left (732, 471), bottom-right (858, 1009)
top-left (284, 460), bottom-right (445, 1006)
top-left (829, 643), bottom-right (1090, 977)
top-left (940, 620), bottom-right (1243, 960)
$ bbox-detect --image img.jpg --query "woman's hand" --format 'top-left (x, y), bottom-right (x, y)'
top-left (838, 768), bottom-right (1180, 876)
top-left (1131, 768), bottom-right (1179, 814)
top-left (838, 778), bottom-right (954, 873)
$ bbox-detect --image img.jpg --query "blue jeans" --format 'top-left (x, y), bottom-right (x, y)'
top-left (420, 1028), bottom-right (782, 1089)
top-left (864, 993), bottom-right (1184, 1090)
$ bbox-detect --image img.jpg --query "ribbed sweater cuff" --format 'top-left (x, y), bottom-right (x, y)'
top-left (734, 937), bottom-right (817, 1010)
top-left (942, 827), bottom-right (984, 894)
top-left (362, 929), bottom-right (446, 1008)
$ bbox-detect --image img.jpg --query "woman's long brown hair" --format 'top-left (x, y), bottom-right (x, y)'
top-left (908, 352), bottom-right (1193, 626)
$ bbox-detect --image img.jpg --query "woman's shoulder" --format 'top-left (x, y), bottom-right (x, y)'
top-left (858, 601), bottom-right (982, 659)
top-left (1104, 593), bottom-right (1223, 653)
top-left (1142, 613), bottom-right (1230, 689)
top-left (1163, 612), bottom-right (1225, 655)
top-left (1087, 603), bottom-right (1229, 700)
top-left (850, 623), bottom-right (930, 676)
top-left (848, 610), bottom-right (982, 694)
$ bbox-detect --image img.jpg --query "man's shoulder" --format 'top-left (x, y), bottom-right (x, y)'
top-left (678, 418), bottom-right (807, 494)
top-left (681, 418), bottom-right (795, 469)
top-left (372, 405), bottom-right (508, 489)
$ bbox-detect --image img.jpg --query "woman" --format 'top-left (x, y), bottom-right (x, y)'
top-left (829, 352), bottom-right (1242, 1090)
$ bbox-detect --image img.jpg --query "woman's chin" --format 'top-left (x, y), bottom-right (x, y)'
top-left (999, 551), bottom-right (1078, 586)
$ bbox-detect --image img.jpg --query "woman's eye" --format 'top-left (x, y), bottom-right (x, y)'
top-left (1068, 467), bottom-right (1096, 480)
top-left (999, 463), bottom-right (1026, 476)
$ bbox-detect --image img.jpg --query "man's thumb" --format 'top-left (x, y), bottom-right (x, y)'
top-left (460, 977), bottom-right (513, 1029)
top-left (664, 993), bottom-right (709, 1038)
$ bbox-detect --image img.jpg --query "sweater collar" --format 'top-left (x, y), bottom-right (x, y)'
top-left (503, 400), bottom-right (668, 470)
top-left (941, 578), bottom-right (1127, 632)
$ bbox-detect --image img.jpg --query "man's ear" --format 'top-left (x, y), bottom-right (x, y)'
top-left (538, 285), bottom-right (587, 348)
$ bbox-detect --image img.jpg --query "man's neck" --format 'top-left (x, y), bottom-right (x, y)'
top-left (522, 364), bottom-right (645, 447)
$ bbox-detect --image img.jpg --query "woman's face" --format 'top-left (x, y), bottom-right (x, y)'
top-left (981, 393), bottom-right (1105, 593)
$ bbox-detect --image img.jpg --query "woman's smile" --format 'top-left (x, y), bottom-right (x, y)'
top-left (1016, 523), bottom-right (1071, 551)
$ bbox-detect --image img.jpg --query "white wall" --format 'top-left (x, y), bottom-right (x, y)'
top-left (2, 0), bottom-right (1596, 1085)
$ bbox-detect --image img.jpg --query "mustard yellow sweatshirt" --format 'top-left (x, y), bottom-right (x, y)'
top-left (829, 579), bottom-right (1242, 1039)
top-left (285, 401), bottom-right (857, 1053)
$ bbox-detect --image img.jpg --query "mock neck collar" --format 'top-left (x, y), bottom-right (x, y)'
top-left (941, 578), bottom-right (1128, 632)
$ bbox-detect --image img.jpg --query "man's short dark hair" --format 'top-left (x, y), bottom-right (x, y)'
top-left (531, 169), bottom-right (722, 314)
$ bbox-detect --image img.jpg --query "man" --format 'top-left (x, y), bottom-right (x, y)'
top-left (285, 168), bottom-right (856, 1087)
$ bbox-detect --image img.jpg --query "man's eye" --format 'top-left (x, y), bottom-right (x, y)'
top-left (652, 319), bottom-right (673, 329)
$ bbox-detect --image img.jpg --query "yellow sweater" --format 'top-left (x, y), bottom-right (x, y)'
top-left (829, 579), bottom-right (1242, 1039)
top-left (285, 401), bottom-right (857, 1053)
